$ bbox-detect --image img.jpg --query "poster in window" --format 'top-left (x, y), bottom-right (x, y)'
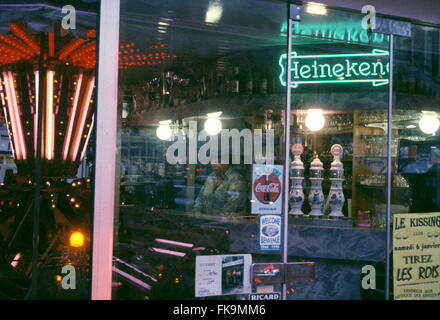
top-left (393, 212), bottom-right (440, 300)
top-left (259, 215), bottom-right (281, 251)
top-left (195, 254), bottom-right (252, 297)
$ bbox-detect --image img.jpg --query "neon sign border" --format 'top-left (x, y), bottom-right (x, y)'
top-left (279, 49), bottom-right (390, 88)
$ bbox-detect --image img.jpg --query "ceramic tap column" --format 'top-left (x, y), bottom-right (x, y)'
top-left (328, 144), bottom-right (345, 218)
top-left (308, 152), bottom-right (325, 216)
top-left (289, 144), bottom-right (305, 215)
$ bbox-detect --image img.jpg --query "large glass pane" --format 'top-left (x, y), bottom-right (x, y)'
top-left (113, 0), bottom-right (288, 300)
top-left (391, 24), bottom-right (440, 300)
top-left (0, 2), bottom-right (98, 299)
top-left (286, 5), bottom-right (390, 300)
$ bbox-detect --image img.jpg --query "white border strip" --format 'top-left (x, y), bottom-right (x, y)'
top-left (91, 0), bottom-right (120, 300)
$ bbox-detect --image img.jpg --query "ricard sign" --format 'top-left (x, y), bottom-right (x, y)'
top-left (279, 49), bottom-right (390, 88)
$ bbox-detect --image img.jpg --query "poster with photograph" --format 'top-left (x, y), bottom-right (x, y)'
top-left (251, 165), bottom-right (283, 214)
top-left (393, 212), bottom-right (440, 300)
top-left (195, 254), bottom-right (252, 297)
top-left (259, 215), bottom-right (282, 251)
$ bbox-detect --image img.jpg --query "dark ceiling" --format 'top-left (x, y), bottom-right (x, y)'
top-left (0, 0), bottom-right (98, 11)
top-left (0, 0), bottom-right (97, 36)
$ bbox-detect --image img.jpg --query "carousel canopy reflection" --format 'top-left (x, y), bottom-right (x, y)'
top-left (0, 23), bottom-right (96, 177)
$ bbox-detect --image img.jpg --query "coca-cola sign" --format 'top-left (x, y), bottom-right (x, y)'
top-left (252, 165), bottom-right (283, 214)
top-left (253, 175), bottom-right (281, 204)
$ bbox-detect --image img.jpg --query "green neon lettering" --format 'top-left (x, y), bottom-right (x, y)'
top-left (360, 31), bottom-right (369, 43)
top-left (336, 31), bottom-right (345, 41)
top-left (372, 61), bottom-right (385, 76)
top-left (311, 61), bottom-right (319, 78)
top-left (292, 61), bottom-right (300, 79)
top-left (319, 64), bottom-right (332, 78)
top-left (346, 60), bottom-right (359, 77)
top-left (351, 30), bottom-right (359, 42)
top-left (278, 49), bottom-right (390, 88)
top-left (300, 65), bottom-right (312, 79)
top-left (332, 64), bottom-right (344, 77)
top-left (359, 62), bottom-right (372, 76)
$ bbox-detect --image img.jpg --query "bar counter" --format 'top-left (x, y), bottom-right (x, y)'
top-left (122, 207), bottom-right (387, 299)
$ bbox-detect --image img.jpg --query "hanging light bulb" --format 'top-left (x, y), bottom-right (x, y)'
top-left (305, 109), bottom-right (325, 132)
top-left (305, 2), bottom-right (328, 16)
top-left (204, 112), bottom-right (222, 135)
top-left (205, 0), bottom-right (223, 24)
top-left (156, 120), bottom-right (173, 140)
top-left (419, 112), bottom-right (440, 135)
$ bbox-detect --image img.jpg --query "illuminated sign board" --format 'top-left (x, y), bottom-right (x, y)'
top-left (279, 49), bottom-right (390, 88)
top-left (280, 22), bottom-right (389, 45)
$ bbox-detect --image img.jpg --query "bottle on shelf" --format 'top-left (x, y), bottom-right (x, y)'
top-left (291, 114), bottom-right (304, 145)
top-left (217, 69), bottom-right (227, 96)
top-left (266, 64), bottom-right (276, 94)
top-left (263, 173), bottom-right (271, 203)
top-left (231, 66), bottom-right (240, 94)
top-left (258, 69), bottom-right (268, 94)
top-left (242, 68), bottom-right (253, 95)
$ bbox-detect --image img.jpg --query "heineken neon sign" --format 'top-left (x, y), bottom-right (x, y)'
top-left (279, 49), bottom-right (390, 87)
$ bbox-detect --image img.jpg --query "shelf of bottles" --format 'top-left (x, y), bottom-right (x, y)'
top-left (354, 135), bottom-right (398, 157)
top-left (357, 174), bottom-right (410, 188)
top-left (316, 113), bottom-right (354, 134)
top-left (121, 50), bottom-right (285, 118)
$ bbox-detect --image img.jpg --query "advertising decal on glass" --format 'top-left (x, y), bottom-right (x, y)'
top-left (259, 215), bottom-right (281, 251)
top-left (251, 165), bottom-right (283, 214)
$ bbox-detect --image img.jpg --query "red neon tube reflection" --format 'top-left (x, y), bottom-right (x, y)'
top-left (34, 71), bottom-right (39, 157)
top-left (45, 70), bottom-right (55, 160)
top-left (3, 72), bottom-right (26, 160)
top-left (80, 114), bottom-right (94, 161)
top-left (63, 73), bottom-right (83, 160)
top-left (70, 76), bottom-right (94, 161)
top-left (0, 94), bottom-right (16, 160)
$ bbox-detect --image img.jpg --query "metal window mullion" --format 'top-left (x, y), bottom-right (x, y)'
top-left (281, 10), bottom-right (293, 301)
top-left (91, 0), bottom-right (120, 300)
top-left (385, 33), bottom-right (394, 301)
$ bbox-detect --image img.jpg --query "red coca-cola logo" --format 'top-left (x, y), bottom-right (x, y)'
top-left (253, 173), bottom-right (281, 204)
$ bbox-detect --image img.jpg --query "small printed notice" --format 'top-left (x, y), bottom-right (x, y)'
top-left (393, 212), bottom-right (440, 300)
top-left (259, 215), bottom-right (282, 251)
top-left (251, 165), bottom-right (283, 214)
top-left (195, 254), bottom-right (252, 297)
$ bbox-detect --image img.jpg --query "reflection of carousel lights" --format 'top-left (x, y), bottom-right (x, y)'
top-left (69, 231), bottom-right (85, 248)
top-left (0, 23), bottom-right (96, 177)
top-left (118, 42), bottom-right (177, 70)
